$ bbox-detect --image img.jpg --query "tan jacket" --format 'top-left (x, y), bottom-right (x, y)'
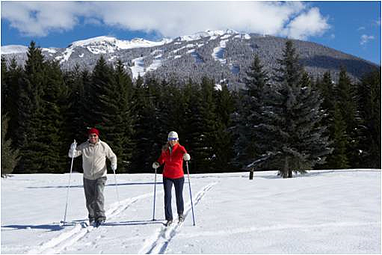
top-left (69, 139), bottom-right (117, 180)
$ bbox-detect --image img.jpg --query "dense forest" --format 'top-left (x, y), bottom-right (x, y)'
top-left (1, 40), bottom-right (380, 177)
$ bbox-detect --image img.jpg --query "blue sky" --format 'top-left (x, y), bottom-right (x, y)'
top-left (1, 1), bottom-right (381, 65)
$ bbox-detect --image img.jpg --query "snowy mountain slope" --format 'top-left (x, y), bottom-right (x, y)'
top-left (2, 30), bottom-right (379, 89)
top-left (1, 170), bottom-right (380, 254)
top-left (1, 45), bottom-right (29, 54)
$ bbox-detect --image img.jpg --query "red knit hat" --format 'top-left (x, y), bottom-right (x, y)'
top-left (88, 128), bottom-right (99, 136)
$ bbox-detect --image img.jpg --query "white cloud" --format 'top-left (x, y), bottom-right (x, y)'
top-left (88, 2), bottom-right (309, 37)
top-left (1, 2), bottom-right (89, 36)
top-left (360, 34), bottom-right (374, 45)
top-left (280, 7), bottom-right (330, 40)
top-left (1, 1), bottom-right (330, 40)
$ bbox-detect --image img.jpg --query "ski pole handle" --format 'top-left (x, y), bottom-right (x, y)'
top-left (70, 139), bottom-right (77, 158)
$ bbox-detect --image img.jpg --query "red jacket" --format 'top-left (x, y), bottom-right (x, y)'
top-left (157, 143), bottom-right (187, 179)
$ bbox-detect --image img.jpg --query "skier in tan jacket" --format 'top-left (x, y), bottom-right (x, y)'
top-left (68, 128), bottom-right (117, 227)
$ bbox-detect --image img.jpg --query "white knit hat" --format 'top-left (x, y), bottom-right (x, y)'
top-left (168, 131), bottom-right (179, 140)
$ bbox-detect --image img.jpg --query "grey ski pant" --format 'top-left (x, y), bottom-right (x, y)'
top-left (83, 176), bottom-right (107, 222)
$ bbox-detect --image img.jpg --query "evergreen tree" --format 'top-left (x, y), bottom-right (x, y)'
top-left (130, 76), bottom-right (161, 172)
top-left (193, 77), bottom-right (218, 172)
top-left (357, 70), bottom-right (381, 168)
top-left (65, 65), bottom-right (87, 141)
top-left (64, 68), bottom-right (93, 173)
top-left (316, 71), bottom-right (335, 113)
top-left (79, 69), bottom-right (93, 129)
top-left (38, 60), bottom-right (69, 173)
top-left (64, 65), bottom-right (89, 172)
top-left (2, 58), bottom-right (23, 146)
top-left (335, 67), bottom-right (359, 167)
top-left (297, 72), bottom-right (333, 168)
top-left (2, 114), bottom-right (20, 177)
top-left (181, 80), bottom-right (203, 173)
top-left (253, 41), bottom-right (332, 178)
top-left (212, 83), bottom-right (235, 171)
top-left (83, 57), bottom-right (136, 172)
top-left (150, 78), bottom-right (173, 140)
top-left (15, 41), bottom-right (46, 173)
top-left (1, 57), bottom-right (9, 114)
top-left (232, 55), bottom-right (269, 169)
top-left (327, 103), bottom-right (349, 168)
top-left (315, 71), bottom-right (336, 169)
top-left (101, 60), bottom-right (135, 172)
top-left (88, 56), bottom-right (114, 128)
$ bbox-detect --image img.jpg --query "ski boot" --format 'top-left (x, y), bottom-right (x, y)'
top-left (95, 219), bottom-right (105, 228)
top-left (165, 220), bottom-right (173, 227)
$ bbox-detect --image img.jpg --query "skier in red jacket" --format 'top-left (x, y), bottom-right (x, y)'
top-left (152, 131), bottom-right (191, 226)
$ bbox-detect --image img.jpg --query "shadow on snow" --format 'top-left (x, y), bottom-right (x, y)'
top-left (26, 182), bottom-right (162, 189)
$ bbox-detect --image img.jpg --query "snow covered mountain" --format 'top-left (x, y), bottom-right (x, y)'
top-left (1, 29), bottom-right (378, 89)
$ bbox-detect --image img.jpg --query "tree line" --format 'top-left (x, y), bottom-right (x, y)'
top-left (1, 40), bottom-right (380, 177)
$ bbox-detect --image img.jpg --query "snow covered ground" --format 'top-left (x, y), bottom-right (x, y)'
top-left (1, 169), bottom-right (380, 254)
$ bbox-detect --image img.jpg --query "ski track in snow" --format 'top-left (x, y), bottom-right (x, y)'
top-left (139, 182), bottom-right (217, 254)
top-left (176, 221), bottom-right (381, 239)
top-left (27, 192), bottom-right (153, 254)
top-left (26, 182), bottom-right (217, 254)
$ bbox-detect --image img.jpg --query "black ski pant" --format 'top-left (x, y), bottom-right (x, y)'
top-left (83, 176), bottom-right (107, 222)
top-left (163, 176), bottom-right (184, 221)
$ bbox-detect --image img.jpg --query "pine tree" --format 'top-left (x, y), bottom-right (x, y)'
top-left (150, 78), bottom-right (174, 140)
top-left (63, 65), bottom-right (90, 172)
top-left (83, 57), bottom-right (136, 172)
top-left (1, 57), bottom-right (9, 114)
top-left (357, 70), bottom-right (381, 168)
top-left (79, 69), bottom-right (93, 129)
top-left (335, 67), bottom-right (359, 167)
top-left (65, 65), bottom-right (87, 141)
top-left (212, 83), bottom-right (235, 171)
top-left (1, 114), bottom-right (20, 177)
top-left (315, 71), bottom-right (336, 169)
top-left (88, 56), bottom-right (114, 128)
top-left (194, 77), bottom-right (218, 172)
top-left (101, 60), bottom-right (135, 172)
top-left (317, 71), bottom-right (335, 113)
top-left (16, 41), bottom-right (46, 173)
top-left (181, 80), bottom-right (203, 172)
top-left (38, 60), bottom-right (69, 173)
top-left (63, 68), bottom-right (93, 173)
top-left (253, 40), bottom-right (332, 178)
top-left (2, 58), bottom-right (23, 146)
top-left (232, 55), bottom-right (269, 169)
top-left (130, 76), bottom-right (161, 172)
top-left (327, 103), bottom-right (349, 168)
top-left (297, 72), bottom-right (333, 168)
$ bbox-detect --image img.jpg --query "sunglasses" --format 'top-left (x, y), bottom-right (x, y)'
top-left (89, 134), bottom-right (98, 138)
top-left (168, 138), bottom-right (178, 141)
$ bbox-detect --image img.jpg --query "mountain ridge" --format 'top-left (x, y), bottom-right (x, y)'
top-left (2, 29), bottom-right (378, 89)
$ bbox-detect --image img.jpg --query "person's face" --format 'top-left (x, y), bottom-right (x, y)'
top-left (168, 138), bottom-right (178, 147)
top-left (89, 133), bottom-right (99, 144)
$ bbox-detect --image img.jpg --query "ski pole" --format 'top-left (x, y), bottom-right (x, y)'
top-left (112, 167), bottom-right (120, 204)
top-left (62, 139), bottom-right (76, 225)
top-left (186, 161), bottom-right (196, 226)
top-left (152, 166), bottom-right (157, 221)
